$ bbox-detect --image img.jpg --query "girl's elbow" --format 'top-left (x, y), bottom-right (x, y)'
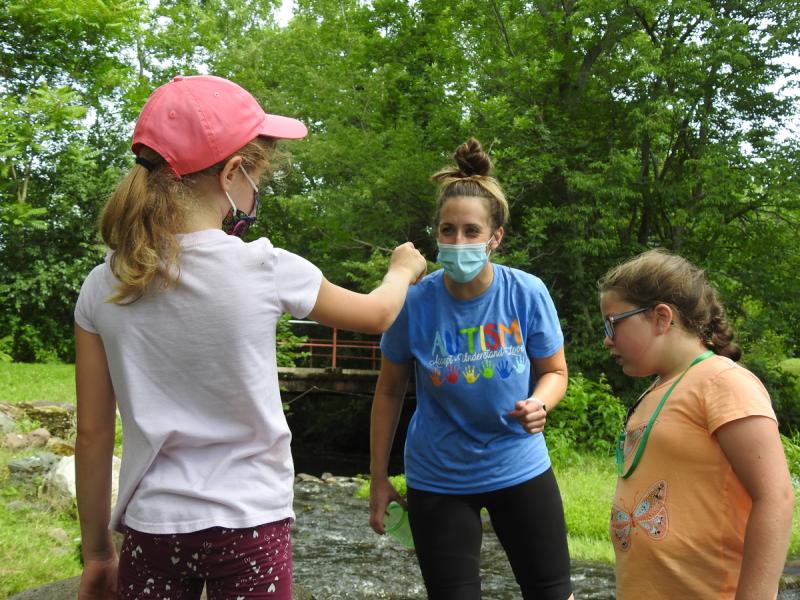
top-left (368, 305), bottom-right (397, 334)
top-left (75, 425), bottom-right (115, 448)
top-left (758, 479), bottom-right (796, 520)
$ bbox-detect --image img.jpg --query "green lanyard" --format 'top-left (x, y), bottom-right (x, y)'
top-left (616, 350), bottom-right (714, 479)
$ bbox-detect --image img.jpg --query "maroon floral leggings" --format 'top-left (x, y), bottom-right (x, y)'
top-left (118, 519), bottom-right (292, 600)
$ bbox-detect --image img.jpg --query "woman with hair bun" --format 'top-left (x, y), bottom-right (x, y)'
top-left (599, 249), bottom-right (794, 599)
top-left (369, 138), bottom-right (574, 599)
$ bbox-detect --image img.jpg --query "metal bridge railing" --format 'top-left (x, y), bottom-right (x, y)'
top-left (282, 320), bottom-right (381, 370)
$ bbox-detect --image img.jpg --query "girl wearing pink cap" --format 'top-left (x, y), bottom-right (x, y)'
top-left (74, 75), bottom-right (426, 600)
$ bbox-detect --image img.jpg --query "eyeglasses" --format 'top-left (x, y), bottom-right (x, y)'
top-left (604, 306), bottom-right (651, 339)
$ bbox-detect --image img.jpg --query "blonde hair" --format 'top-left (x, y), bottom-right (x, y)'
top-left (100, 137), bottom-right (277, 304)
top-left (432, 138), bottom-right (509, 231)
top-left (599, 249), bottom-right (741, 361)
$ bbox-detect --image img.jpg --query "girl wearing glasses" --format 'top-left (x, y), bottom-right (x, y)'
top-left (599, 249), bottom-right (793, 599)
top-left (369, 138), bottom-right (574, 600)
top-left (74, 75), bottom-right (426, 600)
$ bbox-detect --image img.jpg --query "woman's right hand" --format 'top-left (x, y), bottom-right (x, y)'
top-left (388, 242), bottom-right (427, 284)
top-left (369, 476), bottom-right (404, 535)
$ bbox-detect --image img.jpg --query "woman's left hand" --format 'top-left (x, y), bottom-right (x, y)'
top-left (507, 398), bottom-right (547, 434)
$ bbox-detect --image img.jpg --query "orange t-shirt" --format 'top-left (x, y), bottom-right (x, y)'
top-left (611, 355), bottom-right (777, 599)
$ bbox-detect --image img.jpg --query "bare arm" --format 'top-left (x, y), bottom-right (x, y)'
top-left (715, 416), bottom-right (794, 600)
top-left (308, 242), bottom-right (426, 334)
top-left (369, 356), bottom-right (412, 534)
top-left (508, 347), bottom-right (569, 434)
top-left (75, 325), bottom-right (118, 599)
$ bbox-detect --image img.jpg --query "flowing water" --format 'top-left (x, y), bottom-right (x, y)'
top-left (291, 476), bottom-right (800, 599)
top-left (291, 477), bottom-right (615, 599)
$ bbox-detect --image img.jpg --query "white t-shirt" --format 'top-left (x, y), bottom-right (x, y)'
top-left (74, 229), bottom-right (322, 534)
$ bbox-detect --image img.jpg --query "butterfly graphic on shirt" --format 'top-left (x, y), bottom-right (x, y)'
top-left (610, 479), bottom-right (668, 552)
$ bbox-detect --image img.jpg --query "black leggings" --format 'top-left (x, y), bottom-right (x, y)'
top-left (407, 468), bottom-right (572, 600)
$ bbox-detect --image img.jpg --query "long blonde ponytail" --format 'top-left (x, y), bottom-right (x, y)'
top-left (100, 147), bottom-right (187, 304)
top-left (100, 138), bottom-right (277, 304)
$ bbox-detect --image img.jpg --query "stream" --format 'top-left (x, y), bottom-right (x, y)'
top-left (290, 475), bottom-right (800, 599)
top-left (291, 476), bottom-right (615, 599)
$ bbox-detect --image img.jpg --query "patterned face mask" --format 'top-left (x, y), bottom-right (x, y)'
top-left (222, 166), bottom-right (261, 238)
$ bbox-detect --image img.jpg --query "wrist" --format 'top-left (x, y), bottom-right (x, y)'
top-left (82, 546), bottom-right (117, 562)
top-left (386, 264), bottom-right (416, 285)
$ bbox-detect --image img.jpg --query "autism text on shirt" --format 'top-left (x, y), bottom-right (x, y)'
top-left (429, 344), bottom-right (526, 368)
top-left (431, 319), bottom-right (523, 358)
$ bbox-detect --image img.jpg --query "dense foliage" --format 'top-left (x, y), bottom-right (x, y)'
top-left (1, 0), bottom-right (798, 426)
top-left (545, 373), bottom-right (627, 463)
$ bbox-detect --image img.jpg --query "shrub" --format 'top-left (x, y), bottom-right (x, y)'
top-left (355, 474), bottom-right (407, 499)
top-left (744, 357), bottom-right (800, 435)
top-left (545, 373), bottom-right (626, 465)
top-left (275, 314), bottom-right (309, 368)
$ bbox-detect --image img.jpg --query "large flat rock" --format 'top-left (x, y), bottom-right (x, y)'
top-left (8, 575), bottom-right (315, 599)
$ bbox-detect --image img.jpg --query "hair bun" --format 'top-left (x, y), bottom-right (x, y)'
top-left (454, 138), bottom-right (491, 177)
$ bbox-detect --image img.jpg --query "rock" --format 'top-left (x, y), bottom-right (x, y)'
top-left (2, 432), bottom-right (29, 450)
top-left (8, 576), bottom-right (316, 599)
top-left (47, 527), bottom-right (70, 544)
top-left (5, 500), bottom-right (27, 512)
top-left (18, 402), bottom-right (76, 438)
top-left (321, 472), bottom-right (336, 482)
top-left (27, 428), bottom-right (51, 447)
top-left (43, 455), bottom-right (122, 505)
top-left (0, 410), bottom-right (15, 433)
top-left (45, 437), bottom-right (74, 455)
top-left (0, 401), bottom-right (24, 421)
top-left (7, 452), bottom-right (59, 476)
top-left (8, 576), bottom-right (81, 600)
top-left (45, 455), bottom-right (77, 500)
top-left (3, 429), bottom-right (52, 450)
top-left (296, 472), bottom-right (322, 483)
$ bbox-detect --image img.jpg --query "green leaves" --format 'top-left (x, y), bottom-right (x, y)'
top-left (0, 0), bottom-right (797, 404)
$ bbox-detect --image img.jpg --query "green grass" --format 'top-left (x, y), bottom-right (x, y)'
top-left (356, 455), bottom-right (617, 564)
top-left (0, 363), bottom-right (76, 404)
top-left (782, 358), bottom-right (800, 377)
top-left (0, 448), bottom-right (82, 599)
top-left (0, 364), bottom-right (80, 598)
top-left (356, 451), bottom-right (800, 567)
top-left (793, 497), bottom-right (800, 558)
top-left (556, 455), bottom-right (617, 563)
top-left (0, 362), bottom-right (798, 595)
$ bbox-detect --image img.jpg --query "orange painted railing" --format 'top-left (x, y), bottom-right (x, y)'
top-left (284, 320), bottom-right (381, 370)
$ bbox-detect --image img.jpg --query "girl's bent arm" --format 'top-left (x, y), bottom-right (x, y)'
top-left (716, 416), bottom-right (794, 600)
top-left (75, 325), bottom-right (118, 599)
top-left (308, 242), bottom-right (426, 334)
top-left (369, 357), bottom-right (411, 534)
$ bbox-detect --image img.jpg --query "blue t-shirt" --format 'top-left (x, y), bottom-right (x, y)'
top-left (381, 265), bottom-right (564, 494)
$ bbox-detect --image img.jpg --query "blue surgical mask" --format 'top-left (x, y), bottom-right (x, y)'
top-left (437, 240), bottom-right (493, 283)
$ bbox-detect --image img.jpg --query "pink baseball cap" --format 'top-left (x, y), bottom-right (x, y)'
top-left (132, 75), bottom-right (308, 176)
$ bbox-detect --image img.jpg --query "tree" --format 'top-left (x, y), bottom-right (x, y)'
top-left (0, 0), bottom-right (141, 360)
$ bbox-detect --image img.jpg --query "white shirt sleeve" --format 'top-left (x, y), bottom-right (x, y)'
top-left (74, 264), bottom-right (105, 334)
top-left (273, 248), bottom-right (323, 319)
